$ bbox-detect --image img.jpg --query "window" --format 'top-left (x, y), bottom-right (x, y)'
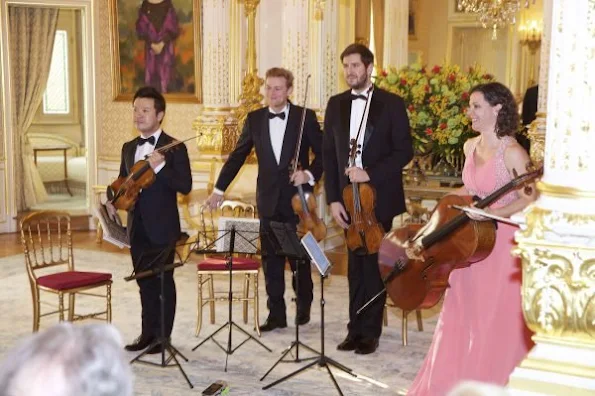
top-left (43, 30), bottom-right (70, 115)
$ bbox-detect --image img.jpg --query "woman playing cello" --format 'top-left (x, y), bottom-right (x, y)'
top-left (408, 82), bottom-right (537, 395)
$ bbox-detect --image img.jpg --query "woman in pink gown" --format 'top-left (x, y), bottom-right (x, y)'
top-left (407, 82), bottom-right (536, 395)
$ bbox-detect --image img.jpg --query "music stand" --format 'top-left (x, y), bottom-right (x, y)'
top-left (192, 224), bottom-right (272, 372)
top-left (127, 243), bottom-right (193, 389)
top-left (260, 222), bottom-right (320, 382)
top-left (262, 232), bottom-right (355, 396)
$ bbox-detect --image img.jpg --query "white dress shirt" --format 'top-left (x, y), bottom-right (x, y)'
top-left (349, 85), bottom-right (374, 169)
top-left (135, 129), bottom-right (166, 174)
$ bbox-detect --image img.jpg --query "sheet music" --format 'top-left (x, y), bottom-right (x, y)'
top-left (216, 217), bottom-right (260, 254)
top-left (301, 232), bottom-right (332, 276)
top-left (94, 204), bottom-right (130, 248)
top-left (452, 205), bottom-right (520, 226)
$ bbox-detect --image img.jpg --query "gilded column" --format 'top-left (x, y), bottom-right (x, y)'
top-left (382, 0), bottom-right (408, 70)
top-left (509, 1), bottom-right (595, 394)
top-left (193, 0), bottom-right (235, 157)
top-left (527, 0), bottom-right (553, 164)
top-left (232, 0), bottom-right (264, 132)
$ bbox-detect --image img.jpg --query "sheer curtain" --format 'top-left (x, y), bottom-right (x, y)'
top-left (8, 6), bottom-right (58, 210)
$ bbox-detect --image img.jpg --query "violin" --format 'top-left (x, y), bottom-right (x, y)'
top-left (377, 165), bottom-right (543, 311)
top-left (290, 75), bottom-right (327, 242)
top-left (108, 136), bottom-right (196, 211)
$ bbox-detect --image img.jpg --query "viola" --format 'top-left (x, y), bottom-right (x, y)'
top-left (377, 165), bottom-right (543, 311)
top-left (290, 75), bottom-right (327, 242)
top-left (108, 136), bottom-right (196, 211)
top-left (342, 139), bottom-right (385, 255)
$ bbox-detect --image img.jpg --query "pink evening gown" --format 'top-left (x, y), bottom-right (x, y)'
top-left (407, 136), bottom-right (534, 395)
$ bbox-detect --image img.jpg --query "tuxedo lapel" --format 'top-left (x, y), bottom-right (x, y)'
top-left (339, 95), bottom-right (352, 167)
top-left (125, 139), bottom-right (138, 174)
top-left (363, 92), bottom-right (384, 149)
top-left (259, 111), bottom-right (278, 167)
top-left (278, 105), bottom-right (299, 168)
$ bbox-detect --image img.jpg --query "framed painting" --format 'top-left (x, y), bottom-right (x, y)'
top-left (108, 0), bottom-right (202, 103)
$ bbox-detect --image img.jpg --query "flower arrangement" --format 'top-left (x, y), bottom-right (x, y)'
top-left (375, 64), bottom-right (495, 165)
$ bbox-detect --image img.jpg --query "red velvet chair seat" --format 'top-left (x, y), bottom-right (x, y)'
top-left (37, 271), bottom-right (113, 291)
top-left (197, 257), bottom-right (260, 271)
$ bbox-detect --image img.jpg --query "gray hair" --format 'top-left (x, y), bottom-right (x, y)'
top-left (0, 323), bottom-right (134, 396)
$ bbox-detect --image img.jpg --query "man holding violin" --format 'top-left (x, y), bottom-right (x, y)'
top-left (206, 67), bottom-right (323, 332)
top-left (323, 44), bottom-right (413, 354)
top-left (106, 86), bottom-right (192, 353)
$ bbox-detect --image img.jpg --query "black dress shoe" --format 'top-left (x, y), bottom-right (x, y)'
top-left (337, 335), bottom-right (360, 351)
top-left (355, 338), bottom-right (379, 355)
top-left (295, 309), bottom-right (310, 326)
top-left (124, 334), bottom-right (155, 352)
top-left (259, 317), bottom-right (287, 332)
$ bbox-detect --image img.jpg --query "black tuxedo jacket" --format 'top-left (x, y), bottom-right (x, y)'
top-left (118, 131), bottom-right (192, 245)
top-left (215, 104), bottom-right (323, 218)
top-left (323, 87), bottom-right (413, 225)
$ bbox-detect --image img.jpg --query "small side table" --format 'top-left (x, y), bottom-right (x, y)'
top-left (33, 144), bottom-right (72, 196)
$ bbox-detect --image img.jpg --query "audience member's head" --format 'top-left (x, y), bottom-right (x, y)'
top-left (0, 323), bottom-right (133, 396)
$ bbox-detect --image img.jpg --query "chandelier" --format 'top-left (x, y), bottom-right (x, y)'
top-left (457, 0), bottom-right (536, 39)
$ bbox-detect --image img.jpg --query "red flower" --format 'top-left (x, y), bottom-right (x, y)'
top-left (482, 73), bottom-right (493, 79)
top-left (424, 85), bottom-right (430, 92)
top-left (461, 92), bottom-right (469, 100)
top-left (440, 123), bottom-right (447, 130)
top-left (432, 65), bottom-right (442, 73)
top-left (400, 78), bottom-right (408, 86)
top-left (381, 70), bottom-right (388, 77)
top-left (425, 128), bottom-right (433, 135)
top-left (448, 73), bottom-right (456, 82)
top-left (408, 104), bottom-right (415, 112)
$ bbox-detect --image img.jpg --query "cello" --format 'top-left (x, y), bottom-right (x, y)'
top-left (290, 75), bottom-right (327, 242)
top-left (377, 165), bottom-right (542, 311)
top-left (342, 87), bottom-right (384, 255)
top-left (107, 135), bottom-right (196, 211)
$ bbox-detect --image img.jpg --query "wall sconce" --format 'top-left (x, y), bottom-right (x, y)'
top-left (519, 20), bottom-right (542, 53)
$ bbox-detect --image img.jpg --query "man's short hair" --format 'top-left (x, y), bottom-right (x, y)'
top-left (133, 86), bottom-right (166, 114)
top-left (340, 43), bottom-right (375, 67)
top-left (265, 67), bottom-right (294, 89)
top-left (0, 323), bottom-right (134, 396)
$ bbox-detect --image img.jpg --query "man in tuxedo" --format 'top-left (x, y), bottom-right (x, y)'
top-left (206, 67), bottom-right (323, 332)
top-left (519, 84), bottom-right (538, 154)
top-left (323, 44), bottom-right (413, 354)
top-left (107, 86), bottom-right (192, 353)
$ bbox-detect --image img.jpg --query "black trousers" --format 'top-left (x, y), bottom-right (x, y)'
top-left (130, 215), bottom-right (177, 339)
top-left (346, 219), bottom-right (391, 340)
top-left (260, 213), bottom-right (314, 321)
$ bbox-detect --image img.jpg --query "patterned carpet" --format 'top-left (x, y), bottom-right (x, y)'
top-left (0, 249), bottom-right (442, 395)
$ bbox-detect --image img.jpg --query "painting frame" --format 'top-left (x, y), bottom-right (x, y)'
top-left (108, 0), bottom-right (202, 103)
top-left (408, 0), bottom-right (418, 40)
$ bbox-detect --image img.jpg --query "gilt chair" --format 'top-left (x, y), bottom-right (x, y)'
top-left (191, 200), bottom-right (262, 337)
top-left (20, 211), bottom-right (112, 332)
top-left (383, 303), bottom-right (424, 346)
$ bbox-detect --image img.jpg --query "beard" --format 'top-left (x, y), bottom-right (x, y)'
top-left (347, 73), bottom-right (369, 90)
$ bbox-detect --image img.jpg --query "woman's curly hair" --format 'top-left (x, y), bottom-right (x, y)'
top-left (470, 82), bottom-right (519, 138)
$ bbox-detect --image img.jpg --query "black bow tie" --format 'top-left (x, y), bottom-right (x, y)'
top-left (268, 112), bottom-right (286, 120)
top-left (137, 136), bottom-right (156, 146)
top-left (351, 94), bottom-right (368, 101)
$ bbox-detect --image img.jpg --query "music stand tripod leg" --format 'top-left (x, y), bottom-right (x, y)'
top-left (191, 226), bottom-right (271, 371)
top-left (129, 246), bottom-right (193, 389)
top-left (262, 273), bottom-right (355, 395)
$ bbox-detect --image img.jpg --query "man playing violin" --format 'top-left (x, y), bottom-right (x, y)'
top-left (206, 67), bottom-right (323, 332)
top-left (106, 86), bottom-right (192, 353)
top-left (323, 44), bottom-right (413, 354)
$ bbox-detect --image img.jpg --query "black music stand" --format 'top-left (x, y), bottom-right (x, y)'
top-left (127, 243), bottom-right (193, 389)
top-left (260, 222), bottom-right (320, 382)
top-left (262, 232), bottom-right (355, 396)
top-left (192, 225), bottom-right (271, 372)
